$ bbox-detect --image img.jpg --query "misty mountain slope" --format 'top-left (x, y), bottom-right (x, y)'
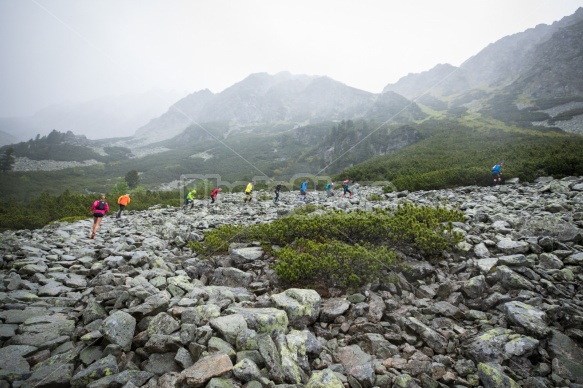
top-left (380, 63), bottom-right (467, 100)
top-left (0, 90), bottom-right (183, 142)
top-left (0, 129), bottom-right (17, 147)
top-left (132, 72), bottom-right (380, 145)
top-left (132, 89), bottom-right (215, 144)
top-left (3, 130), bottom-right (133, 165)
top-left (513, 18), bottom-right (583, 99)
top-left (366, 91), bottom-right (428, 123)
top-left (382, 7), bottom-right (583, 107)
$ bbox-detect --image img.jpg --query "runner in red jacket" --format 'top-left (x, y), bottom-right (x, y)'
top-left (210, 187), bottom-right (221, 203)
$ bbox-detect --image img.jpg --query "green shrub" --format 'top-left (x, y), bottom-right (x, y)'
top-left (191, 203), bottom-right (464, 290)
top-left (188, 224), bottom-right (247, 255)
top-left (392, 167), bottom-right (490, 191)
top-left (368, 193), bottom-right (384, 201)
top-left (288, 204), bottom-right (322, 216)
top-left (274, 239), bottom-right (398, 290)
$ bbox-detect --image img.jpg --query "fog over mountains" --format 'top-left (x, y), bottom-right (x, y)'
top-left (0, 89), bottom-right (183, 143)
top-left (1, 7), bottom-right (582, 148)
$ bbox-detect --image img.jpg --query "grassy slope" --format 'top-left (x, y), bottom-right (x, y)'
top-left (336, 116), bottom-right (583, 190)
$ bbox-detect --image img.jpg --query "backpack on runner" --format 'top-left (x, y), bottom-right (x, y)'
top-left (97, 200), bottom-right (106, 211)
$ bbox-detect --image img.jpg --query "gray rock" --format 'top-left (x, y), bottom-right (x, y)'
top-left (496, 239), bottom-right (529, 254)
top-left (8, 315), bottom-right (75, 348)
top-left (503, 301), bottom-right (549, 337)
top-left (401, 261), bottom-right (435, 282)
top-left (306, 368), bottom-right (344, 387)
top-left (464, 327), bottom-right (538, 364)
top-left (232, 358), bottom-right (262, 383)
top-left (547, 329), bottom-right (583, 363)
top-left (319, 298), bottom-right (351, 323)
top-left (229, 245), bottom-right (264, 267)
top-left (564, 251), bottom-right (583, 265)
top-left (144, 334), bottom-right (183, 353)
top-left (357, 333), bottom-right (398, 359)
top-left (175, 347), bottom-right (194, 369)
top-left (495, 265), bottom-right (535, 291)
top-left (392, 373), bottom-right (421, 387)
top-left (148, 312), bottom-right (180, 336)
top-left (0, 345), bottom-right (37, 375)
top-left (210, 314), bottom-right (248, 346)
top-left (475, 257), bottom-right (498, 274)
top-left (100, 311), bottom-right (136, 351)
top-left (208, 336), bottom-right (236, 359)
top-left (21, 352), bottom-right (76, 388)
top-left (462, 275), bottom-right (487, 299)
top-left (335, 345), bottom-right (375, 388)
top-left (86, 370), bottom-right (154, 388)
top-left (275, 332), bottom-right (308, 384)
top-left (226, 306), bottom-right (289, 335)
top-left (71, 354), bottom-right (119, 388)
top-left (211, 267), bottom-right (254, 288)
top-left (271, 288), bottom-right (321, 329)
top-left (473, 242), bottom-right (491, 258)
top-left (182, 304), bottom-right (221, 326)
top-left (257, 332), bottom-right (285, 383)
top-left (143, 352), bottom-right (181, 375)
top-left (406, 317), bottom-right (448, 354)
top-left (206, 377), bottom-right (238, 388)
top-left (477, 362), bottom-right (519, 388)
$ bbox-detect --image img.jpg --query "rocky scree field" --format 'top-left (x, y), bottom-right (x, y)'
top-left (0, 176), bottom-right (582, 387)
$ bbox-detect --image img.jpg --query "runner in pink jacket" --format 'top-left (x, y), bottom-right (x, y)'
top-left (90, 195), bottom-right (109, 239)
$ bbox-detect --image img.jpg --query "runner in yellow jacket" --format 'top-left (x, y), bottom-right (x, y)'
top-left (244, 181), bottom-right (254, 203)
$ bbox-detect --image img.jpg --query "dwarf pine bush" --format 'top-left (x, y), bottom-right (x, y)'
top-left (190, 202), bottom-right (465, 290)
top-left (274, 239), bottom-right (397, 289)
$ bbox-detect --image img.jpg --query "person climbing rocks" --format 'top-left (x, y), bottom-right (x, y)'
top-left (492, 163), bottom-right (503, 185)
top-left (90, 195), bottom-right (109, 239)
top-left (274, 182), bottom-right (282, 203)
top-left (116, 193), bottom-right (130, 218)
top-left (342, 179), bottom-right (353, 198)
top-left (182, 189), bottom-right (197, 210)
top-left (210, 187), bottom-right (221, 204)
top-left (300, 180), bottom-right (308, 201)
top-left (244, 181), bottom-right (254, 203)
top-left (325, 181), bottom-right (335, 197)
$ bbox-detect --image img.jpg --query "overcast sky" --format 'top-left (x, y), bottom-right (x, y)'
top-left (1, 0), bottom-right (582, 117)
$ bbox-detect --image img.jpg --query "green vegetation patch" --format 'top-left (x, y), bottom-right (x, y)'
top-left (275, 239), bottom-right (397, 289)
top-left (338, 119), bottom-right (583, 191)
top-left (190, 203), bottom-right (464, 290)
top-left (0, 189), bottom-right (179, 231)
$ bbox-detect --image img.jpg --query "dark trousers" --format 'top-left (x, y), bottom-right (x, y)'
top-left (116, 205), bottom-right (126, 218)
